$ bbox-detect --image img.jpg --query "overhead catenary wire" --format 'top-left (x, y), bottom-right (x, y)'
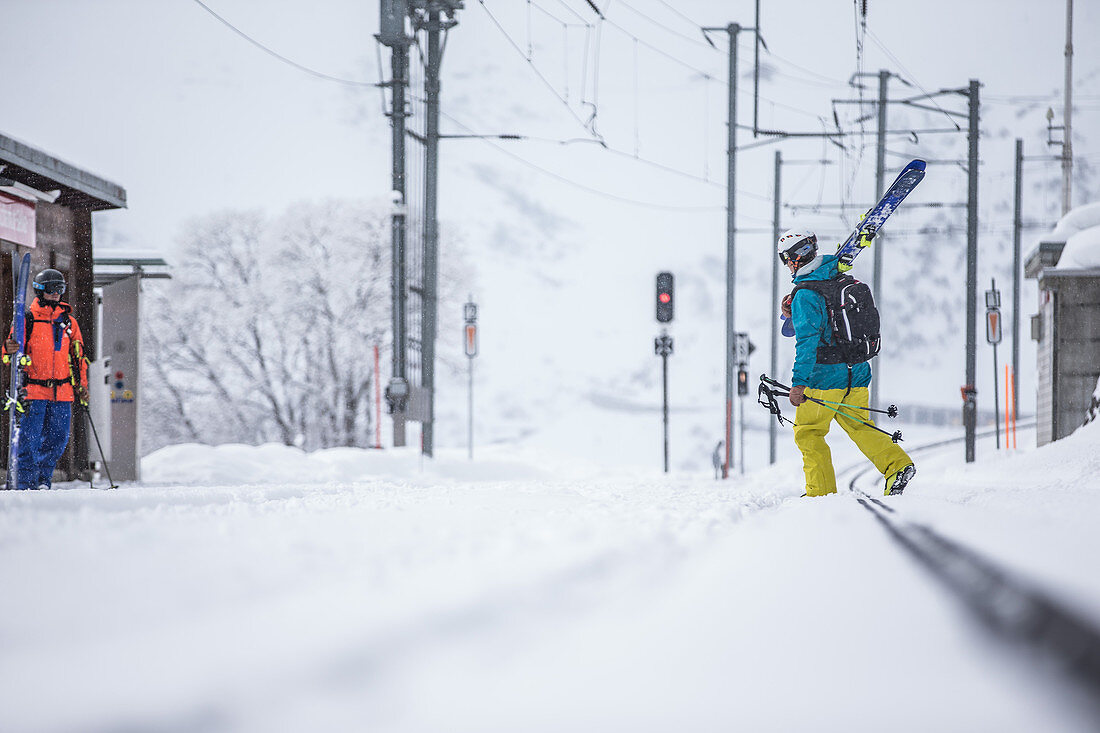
top-left (649, 0), bottom-right (705, 31)
top-left (528, 0), bottom-right (578, 26)
top-left (574, 2), bottom-right (820, 120)
top-left (549, 0), bottom-right (589, 24)
top-left (189, 0), bottom-right (376, 87)
top-left (762, 49), bottom-right (852, 88)
top-left (864, 27), bottom-right (961, 132)
top-left (477, 0), bottom-right (605, 143)
top-left (413, 91), bottom-right (773, 203)
top-left (613, 0), bottom-right (722, 52)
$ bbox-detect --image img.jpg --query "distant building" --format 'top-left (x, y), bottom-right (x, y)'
top-left (1025, 202), bottom-right (1100, 446)
top-left (0, 132), bottom-right (126, 481)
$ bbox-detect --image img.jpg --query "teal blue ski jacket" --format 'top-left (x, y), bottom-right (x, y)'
top-left (790, 255), bottom-right (872, 390)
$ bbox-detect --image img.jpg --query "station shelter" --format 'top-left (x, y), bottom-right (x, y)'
top-left (0, 132), bottom-right (126, 483)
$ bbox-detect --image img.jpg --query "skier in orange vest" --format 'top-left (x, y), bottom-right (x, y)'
top-left (4, 269), bottom-right (88, 490)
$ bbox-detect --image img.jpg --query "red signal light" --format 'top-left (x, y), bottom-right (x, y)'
top-left (658, 293), bottom-right (671, 304)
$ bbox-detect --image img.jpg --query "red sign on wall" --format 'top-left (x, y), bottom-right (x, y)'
top-left (0, 191), bottom-right (36, 248)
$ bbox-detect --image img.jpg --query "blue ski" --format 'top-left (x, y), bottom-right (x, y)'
top-left (6, 252), bottom-right (31, 490)
top-left (782, 159), bottom-right (926, 337)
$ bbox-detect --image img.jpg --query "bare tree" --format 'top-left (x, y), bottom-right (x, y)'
top-left (141, 199), bottom-right (471, 454)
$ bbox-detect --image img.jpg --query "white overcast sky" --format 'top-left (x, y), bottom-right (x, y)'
top-left (1, 0), bottom-right (1096, 256)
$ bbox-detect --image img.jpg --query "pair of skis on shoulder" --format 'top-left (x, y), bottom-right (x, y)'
top-left (781, 159), bottom-right (926, 338)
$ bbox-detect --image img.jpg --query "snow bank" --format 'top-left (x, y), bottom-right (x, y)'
top-left (142, 442), bottom-right (561, 485)
top-left (1055, 224), bottom-right (1100, 269)
top-left (1050, 201), bottom-right (1100, 241)
top-left (1045, 201), bottom-right (1100, 269)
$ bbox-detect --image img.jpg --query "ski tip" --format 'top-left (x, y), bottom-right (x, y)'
top-left (909, 159), bottom-right (927, 172)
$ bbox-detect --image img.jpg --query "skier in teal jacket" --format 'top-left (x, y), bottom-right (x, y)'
top-left (779, 228), bottom-right (915, 497)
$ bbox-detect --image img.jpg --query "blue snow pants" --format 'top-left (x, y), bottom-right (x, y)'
top-left (16, 400), bottom-right (72, 491)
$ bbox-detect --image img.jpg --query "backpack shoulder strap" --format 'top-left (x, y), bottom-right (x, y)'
top-left (24, 310), bottom-right (71, 342)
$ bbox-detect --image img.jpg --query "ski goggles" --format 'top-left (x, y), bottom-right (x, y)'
top-left (34, 281), bottom-right (66, 295)
top-left (778, 238), bottom-right (816, 265)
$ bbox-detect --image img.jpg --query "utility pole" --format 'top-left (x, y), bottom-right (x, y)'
top-left (871, 69), bottom-right (889, 411)
top-left (421, 4), bottom-right (443, 457)
top-left (381, 0), bottom-right (410, 447)
top-left (703, 22), bottom-right (750, 480)
top-left (1062, 0), bottom-right (1074, 215)
top-left (964, 79), bottom-right (981, 463)
top-left (382, 0), bottom-right (462, 455)
top-left (1012, 139), bottom-right (1023, 420)
top-left (769, 150), bottom-right (781, 465)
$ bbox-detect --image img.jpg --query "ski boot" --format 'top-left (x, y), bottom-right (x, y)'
top-left (885, 464), bottom-right (916, 496)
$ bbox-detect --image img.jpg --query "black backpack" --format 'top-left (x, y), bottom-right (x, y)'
top-left (791, 275), bottom-right (881, 365)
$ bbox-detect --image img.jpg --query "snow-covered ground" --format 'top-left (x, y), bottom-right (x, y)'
top-left (3, 418), bottom-right (1100, 732)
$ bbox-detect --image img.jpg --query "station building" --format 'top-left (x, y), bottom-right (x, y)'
top-left (0, 132), bottom-right (126, 482)
top-left (1025, 202), bottom-right (1100, 446)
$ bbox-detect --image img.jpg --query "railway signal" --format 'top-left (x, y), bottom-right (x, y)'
top-left (656, 272), bottom-right (674, 323)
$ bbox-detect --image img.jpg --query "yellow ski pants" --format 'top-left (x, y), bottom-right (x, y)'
top-left (793, 386), bottom-right (912, 497)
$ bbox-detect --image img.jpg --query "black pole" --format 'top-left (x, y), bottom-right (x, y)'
top-left (388, 31), bottom-right (409, 447)
top-left (1012, 138), bottom-right (1023, 420)
top-left (662, 347), bottom-right (670, 473)
top-left (964, 79), bottom-right (980, 463)
top-left (82, 403), bottom-right (117, 489)
top-left (993, 338), bottom-right (1001, 450)
top-left (655, 331), bottom-right (673, 473)
top-left (770, 150), bottom-right (781, 465)
top-left (422, 7), bottom-right (442, 458)
top-left (723, 23), bottom-right (740, 479)
top-left (871, 69), bottom-right (889, 411)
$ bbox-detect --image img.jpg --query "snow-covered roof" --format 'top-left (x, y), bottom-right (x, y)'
top-left (1054, 211), bottom-right (1100, 270)
top-left (1049, 201), bottom-right (1100, 242)
top-left (1030, 201), bottom-right (1100, 273)
top-left (0, 131), bottom-right (126, 211)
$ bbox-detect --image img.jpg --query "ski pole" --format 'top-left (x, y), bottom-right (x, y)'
top-left (759, 374), bottom-right (903, 442)
top-left (756, 380), bottom-right (797, 428)
top-left (809, 397), bottom-right (898, 418)
top-left (761, 374), bottom-right (897, 417)
top-left (807, 398), bottom-right (904, 443)
top-left (80, 402), bottom-right (118, 489)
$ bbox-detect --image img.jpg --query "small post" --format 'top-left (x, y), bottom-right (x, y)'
top-left (986, 279), bottom-right (1002, 449)
top-left (464, 299), bottom-right (478, 460)
top-left (374, 344), bottom-right (382, 449)
top-left (655, 331), bottom-right (674, 473)
top-left (655, 273), bottom-right (674, 473)
top-left (735, 332), bottom-right (753, 475)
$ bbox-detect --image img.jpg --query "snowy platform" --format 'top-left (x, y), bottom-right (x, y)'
top-left (2, 423), bottom-right (1100, 732)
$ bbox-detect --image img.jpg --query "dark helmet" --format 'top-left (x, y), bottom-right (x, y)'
top-left (32, 269), bottom-right (66, 297)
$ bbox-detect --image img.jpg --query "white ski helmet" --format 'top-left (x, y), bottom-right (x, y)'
top-left (777, 229), bottom-right (821, 276)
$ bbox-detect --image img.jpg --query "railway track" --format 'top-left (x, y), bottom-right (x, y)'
top-left (842, 426), bottom-right (1100, 708)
